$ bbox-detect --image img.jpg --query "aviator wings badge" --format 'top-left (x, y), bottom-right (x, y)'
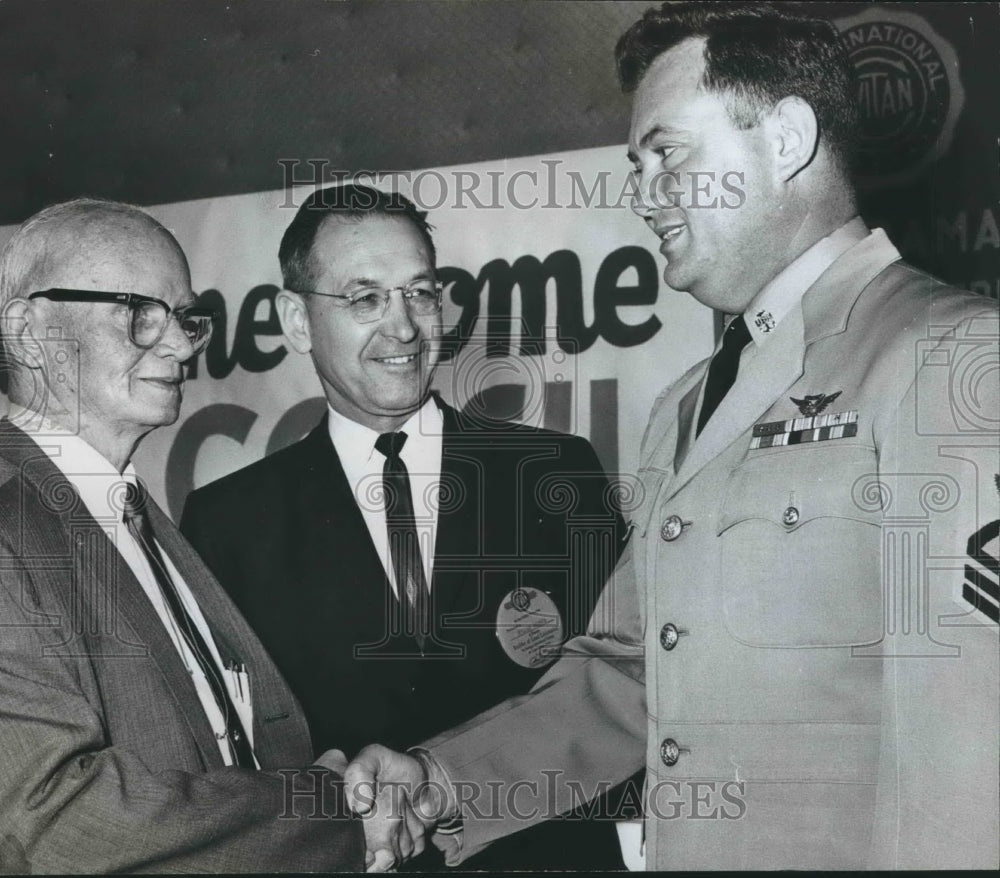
top-left (790, 391), bottom-right (842, 417)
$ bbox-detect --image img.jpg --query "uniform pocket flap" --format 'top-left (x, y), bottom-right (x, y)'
top-left (718, 445), bottom-right (882, 535)
top-left (716, 445), bottom-right (884, 647)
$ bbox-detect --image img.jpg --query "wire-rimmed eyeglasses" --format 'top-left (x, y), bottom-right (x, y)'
top-left (27, 288), bottom-right (215, 354)
top-left (294, 281), bottom-right (443, 325)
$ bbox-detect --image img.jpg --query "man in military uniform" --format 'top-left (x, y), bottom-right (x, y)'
top-left (345, 3), bottom-right (999, 870)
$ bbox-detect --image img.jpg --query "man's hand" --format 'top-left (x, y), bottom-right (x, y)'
top-left (344, 745), bottom-right (449, 872)
top-left (313, 748), bottom-right (349, 775)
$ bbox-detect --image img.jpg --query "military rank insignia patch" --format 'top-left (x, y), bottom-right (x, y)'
top-left (750, 409), bottom-right (858, 450)
top-left (964, 516), bottom-right (1000, 624)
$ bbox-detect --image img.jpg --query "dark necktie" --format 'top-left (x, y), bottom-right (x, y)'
top-left (374, 431), bottom-right (430, 652)
top-left (696, 315), bottom-right (753, 437)
top-left (122, 483), bottom-right (255, 767)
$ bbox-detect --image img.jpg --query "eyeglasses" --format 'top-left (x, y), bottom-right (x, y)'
top-left (27, 288), bottom-right (215, 354)
top-left (295, 281), bottom-right (443, 325)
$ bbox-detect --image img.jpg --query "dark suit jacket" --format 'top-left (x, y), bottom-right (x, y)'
top-left (0, 421), bottom-right (362, 873)
top-left (181, 400), bottom-right (630, 870)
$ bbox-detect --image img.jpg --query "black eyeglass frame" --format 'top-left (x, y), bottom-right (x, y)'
top-left (27, 287), bottom-right (215, 351)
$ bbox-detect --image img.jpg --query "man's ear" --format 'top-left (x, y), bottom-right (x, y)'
top-left (1, 298), bottom-right (46, 369)
top-left (768, 96), bottom-right (819, 182)
top-left (275, 289), bottom-right (313, 355)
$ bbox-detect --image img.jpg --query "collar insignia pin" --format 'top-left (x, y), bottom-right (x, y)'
top-left (754, 310), bottom-right (776, 333)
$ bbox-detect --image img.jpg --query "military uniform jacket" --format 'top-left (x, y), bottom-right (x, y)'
top-left (425, 230), bottom-right (1000, 870)
top-left (0, 422), bottom-right (363, 873)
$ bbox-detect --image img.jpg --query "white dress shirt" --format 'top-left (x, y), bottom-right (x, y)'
top-left (326, 398), bottom-right (444, 596)
top-left (16, 412), bottom-right (254, 766)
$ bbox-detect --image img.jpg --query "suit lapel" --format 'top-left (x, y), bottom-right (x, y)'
top-left (151, 500), bottom-right (245, 664)
top-left (672, 380), bottom-right (701, 475)
top-left (311, 405), bottom-right (473, 649)
top-left (299, 419), bottom-right (394, 594)
top-left (150, 499), bottom-right (312, 763)
top-left (298, 419), bottom-right (407, 654)
top-left (430, 404), bottom-right (480, 621)
top-left (668, 304), bottom-right (806, 498)
top-left (101, 520), bottom-right (225, 768)
top-left (0, 423), bottom-right (224, 768)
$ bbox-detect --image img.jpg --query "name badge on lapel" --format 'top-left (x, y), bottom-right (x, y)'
top-left (496, 588), bottom-right (564, 668)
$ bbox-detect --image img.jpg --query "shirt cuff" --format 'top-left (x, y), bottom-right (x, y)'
top-left (407, 746), bottom-right (464, 865)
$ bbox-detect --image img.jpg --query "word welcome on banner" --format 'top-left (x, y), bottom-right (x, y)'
top-left (124, 146), bottom-right (712, 519)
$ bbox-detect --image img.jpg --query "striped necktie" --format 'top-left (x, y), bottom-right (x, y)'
top-left (123, 483), bottom-right (254, 766)
top-left (374, 432), bottom-right (430, 652)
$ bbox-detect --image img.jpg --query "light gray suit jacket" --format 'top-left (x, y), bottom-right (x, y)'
top-left (426, 230), bottom-right (1000, 870)
top-left (0, 421), bottom-right (363, 872)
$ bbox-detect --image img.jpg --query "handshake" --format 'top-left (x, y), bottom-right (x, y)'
top-left (318, 744), bottom-right (458, 872)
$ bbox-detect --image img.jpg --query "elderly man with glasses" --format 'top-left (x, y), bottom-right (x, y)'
top-left (0, 198), bottom-right (363, 872)
top-left (179, 184), bottom-right (631, 871)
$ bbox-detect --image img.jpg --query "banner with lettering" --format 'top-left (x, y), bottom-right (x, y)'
top-left (1, 6), bottom-right (994, 521)
top-left (118, 145), bottom-right (713, 519)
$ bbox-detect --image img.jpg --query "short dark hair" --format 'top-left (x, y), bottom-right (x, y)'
top-left (615, 1), bottom-right (859, 173)
top-left (278, 184), bottom-right (436, 292)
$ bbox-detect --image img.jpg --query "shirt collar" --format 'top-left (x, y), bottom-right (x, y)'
top-left (9, 405), bottom-right (138, 525)
top-left (743, 216), bottom-right (870, 345)
top-left (327, 397), bottom-right (443, 466)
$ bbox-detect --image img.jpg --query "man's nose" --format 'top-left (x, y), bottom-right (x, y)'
top-left (630, 169), bottom-right (658, 219)
top-left (631, 169), bottom-right (683, 218)
top-left (155, 313), bottom-right (196, 362)
top-left (378, 291), bottom-right (419, 341)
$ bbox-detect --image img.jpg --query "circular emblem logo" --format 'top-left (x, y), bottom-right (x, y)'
top-left (510, 588), bottom-right (531, 612)
top-left (836, 9), bottom-right (964, 188)
top-left (496, 588), bottom-right (565, 668)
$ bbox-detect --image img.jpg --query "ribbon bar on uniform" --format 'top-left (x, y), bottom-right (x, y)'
top-left (750, 422), bottom-right (858, 449)
top-left (750, 413), bottom-right (858, 450)
top-left (752, 409), bottom-right (859, 438)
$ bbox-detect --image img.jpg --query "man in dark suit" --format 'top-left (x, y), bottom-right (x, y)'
top-left (180, 184), bottom-right (630, 870)
top-left (0, 198), bottom-right (362, 871)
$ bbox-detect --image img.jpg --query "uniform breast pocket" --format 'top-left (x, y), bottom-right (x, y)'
top-left (717, 445), bottom-right (883, 647)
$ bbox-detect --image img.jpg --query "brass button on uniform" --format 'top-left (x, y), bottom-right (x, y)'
top-left (782, 506), bottom-right (800, 526)
top-left (660, 623), bottom-right (680, 651)
top-left (660, 515), bottom-right (686, 541)
top-left (660, 738), bottom-right (681, 766)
